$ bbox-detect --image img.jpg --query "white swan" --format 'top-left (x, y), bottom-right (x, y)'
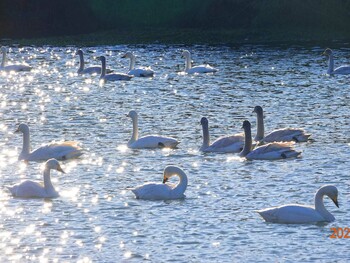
top-left (323, 48), bottom-right (350, 75)
top-left (131, 166), bottom-right (187, 200)
top-left (182, 50), bottom-right (218, 74)
top-left (99, 56), bottom-right (132, 81)
top-left (121, 52), bottom-right (154, 77)
top-left (254, 106), bottom-right (311, 143)
top-left (7, 159), bottom-right (65, 198)
top-left (16, 123), bottom-right (83, 162)
top-left (76, 49), bottom-right (112, 75)
top-left (0, 46), bottom-right (32, 72)
top-left (127, 110), bottom-right (179, 149)
top-left (257, 185), bottom-right (339, 224)
top-left (200, 117), bottom-right (244, 153)
top-left (239, 120), bottom-right (301, 160)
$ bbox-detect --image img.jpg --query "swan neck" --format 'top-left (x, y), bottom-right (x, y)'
top-left (315, 190), bottom-right (334, 221)
top-left (241, 125), bottom-right (252, 157)
top-left (1, 50), bottom-right (6, 67)
top-left (78, 52), bottom-right (84, 71)
top-left (21, 130), bottom-right (31, 157)
top-left (171, 168), bottom-right (188, 195)
top-left (129, 116), bottom-right (139, 144)
top-left (129, 56), bottom-right (136, 70)
top-left (185, 54), bottom-right (192, 71)
top-left (201, 123), bottom-right (210, 149)
top-left (100, 59), bottom-right (106, 78)
top-left (256, 111), bottom-right (264, 141)
top-left (328, 55), bottom-right (334, 74)
top-left (43, 168), bottom-right (55, 192)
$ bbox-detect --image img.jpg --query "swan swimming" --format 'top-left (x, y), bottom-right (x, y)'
top-left (0, 46), bottom-right (32, 72)
top-left (16, 123), bottom-right (83, 162)
top-left (257, 185), bottom-right (339, 224)
top-left (121, 51), bottom-right (154, 77)
top-left (127, 110), bottom-right (179, 149)
top-left (239, 120), bottom-right (301, 160)
top-left (7, 159), bottom-right (65, 198)
top-left (99, 56), bottom-right (133, 82)
top-left (131, 165), bottom-right (187, 200)
top-left (182, 50), bottom-right (218, 74)
top-left (200, 117), bottom-right (244, 153)
top-left (253, 106), bottom-right (311, 143)
top-left (76, 49), bottom-right (112, 75)
top-left (323, 48), bottom-right (350, 75)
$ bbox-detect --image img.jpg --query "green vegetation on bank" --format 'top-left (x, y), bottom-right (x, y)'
top-left (1, 0), bottom-right (350, 45)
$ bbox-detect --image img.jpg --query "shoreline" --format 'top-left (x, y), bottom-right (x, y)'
top-left (2, 28), bottom-right (350, 47)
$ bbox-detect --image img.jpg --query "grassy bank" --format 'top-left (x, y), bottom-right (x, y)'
top-left (2, 27), bottom-right (350, 47)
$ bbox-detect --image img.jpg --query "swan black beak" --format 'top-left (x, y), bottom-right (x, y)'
top-left (57, 166), bottom-right (66, 174)
top-left (14, 128), bottom-right (20, 133)
top-left (332, 197), bottom-right (339, 208)
top-left (163, 177), bottom-right (168, 184)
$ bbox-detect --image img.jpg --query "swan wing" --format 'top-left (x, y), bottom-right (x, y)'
top-left (130, 135), bottom-right (179, 149)
top-left (128, 68), bottom-right (154, 77)
top-left (257, 205), bottom-right (326, 224)
top-left (263, 128), bottom-right (311, 143)
top-left (333, 65), bottom-right (350, 75)
top-left (103, 73), bottom-right (132, 81)
top-left (131, 183), bottom-right (173, 200)
top-left (187, 65), bottom-right (218, 74)
top-left (27, 142), bottom-right (83, 161)
top-left (206, 134), bottom-right (244, 153)
top-left (7, 180), bottom-right (49, 198)
top-left (1, 64), bottom-right (32, 72)
top-left (246, 142), bottom-right (301, 160)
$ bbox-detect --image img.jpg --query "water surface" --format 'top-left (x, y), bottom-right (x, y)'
top-left (0, 44), bottom-right (349, 262)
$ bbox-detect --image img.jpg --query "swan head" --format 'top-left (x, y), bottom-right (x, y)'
top-left (76, 49), bottom-right (83, 56)
top-left (121, 52), bottom-right (133, 59)
top-left (45, 158), bottom-right (65, 173)
top-left (98, 56), bottom-right (106, 62)
top-left (1, 46), bottom-right (6, 53)
top-left (200, 117), bottom-right (208, 126)
top-left (127, 110), bottom-right (138, 119)
top-left (182, 50), bottom-right (190, 58)
top-left (242, 120), bottom-right (251, 129)
top-left (15, 123), bottom-right (29, 134)
top-left (162, 165), bottom-right (184, 183)
top-left (320, 185), bottom-right (339, 208)
top-left (322, 48), bottom-right (333, 57)
top-left (253, 106), bottom-right (263, 114)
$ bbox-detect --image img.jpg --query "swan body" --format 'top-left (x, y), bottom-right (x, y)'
top-left (254, 106), bottom-right (311, 143)
top-left (323, 48), bottom-right (350, 75)
top-left (182, 50), bottom-right (218, 74)
top-left (16, 123), bottom-right (83, 162)
top-left (7, 159), bottom-right (65, 198)
top-left (0, 46), bottom-right (32, 72)
top-left (240, 120), bottom-right (301, 160)
top-left (121, 52), bottom-right (154, 77)
top-left (200, 117), bottom-right (244, 153)
top-left (76, 49), bottom-right (112, 75)
top-left (127, 110), bottom-right (179, 149)
top-left (257, 185), bottom-right (339, 224)
top-left (99, 56), bottom-right (132, 81)
top-left (131, 166), bottom-right (187, 200)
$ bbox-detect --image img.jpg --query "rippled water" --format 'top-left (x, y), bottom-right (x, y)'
top-left (0, 44), bottom-right (349, 262)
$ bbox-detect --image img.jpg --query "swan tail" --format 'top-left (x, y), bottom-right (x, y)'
top-left (62, 149), bottom-right (83, 160)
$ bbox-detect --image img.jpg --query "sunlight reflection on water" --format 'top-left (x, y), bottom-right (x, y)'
top-left (0, 44), bottom-right (349, 262)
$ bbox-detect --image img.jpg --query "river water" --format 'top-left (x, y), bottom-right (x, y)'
top-left (0, 44), bottom-right (349, 262)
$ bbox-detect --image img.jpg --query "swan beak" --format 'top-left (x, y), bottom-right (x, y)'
top-left (332, 197), bottom-right (339, 208)
top-left (121, 54), bottom-right (126, 58)
top-left (57, 166), bottom-right (66, 174)
top-left (162, 177), bottom-right (168, 184)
